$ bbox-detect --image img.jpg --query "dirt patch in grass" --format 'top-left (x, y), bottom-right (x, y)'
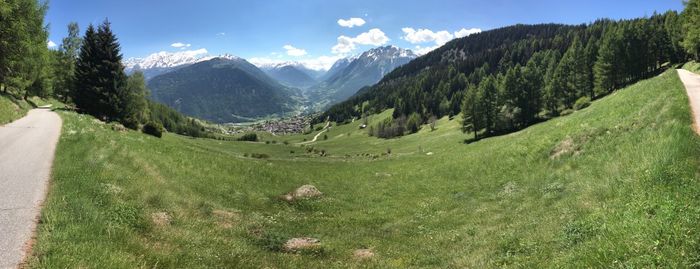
top-left (283, 237), bottom-right (321, 252)
top-left (212, 209), bottom-right (239, 229)
top-left (499, 181), bottom-right (518, 197)
top-left (353, 248), bottom-right (375, 259)
top-left (550, 137), bottom-right (581, 159)
top-left (151, 212), bottom-right (171, 227)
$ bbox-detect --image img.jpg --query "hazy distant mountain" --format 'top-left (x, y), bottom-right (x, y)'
top-left (319, 57), bottom-right (354, 81)
top-left (309, 46), bottom-right (417, 108)
top-left (257, 62), bottom-right (320, 89)
top-left (147, 57), bottom-right (301, 123)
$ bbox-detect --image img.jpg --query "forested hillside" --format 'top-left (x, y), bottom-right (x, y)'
top-left (321, 11), bottom-right (694, 139)
top-left (147, 57), bottom-right (302, 123)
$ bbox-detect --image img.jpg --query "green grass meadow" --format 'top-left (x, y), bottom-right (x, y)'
top-left (27, 69), bottom-right (700, 268)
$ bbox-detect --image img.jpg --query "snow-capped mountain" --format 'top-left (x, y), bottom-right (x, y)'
top-left (124, 49), bottom-right (240, 79)
top-left (309, 45), bottom-right (417, 108)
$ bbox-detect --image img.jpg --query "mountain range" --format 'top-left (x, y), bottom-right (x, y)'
top-left (257, 62), bottom-right (321, 89)
top-left (308, 46), bottom-right (417, 109)
top-left (147, 57), bottom-right (302, 123)
top-left (130, 45), bottom-right (417, 123)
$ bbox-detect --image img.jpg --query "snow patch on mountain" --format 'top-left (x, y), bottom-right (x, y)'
top-left (124, 49), bottom-right (211, 71)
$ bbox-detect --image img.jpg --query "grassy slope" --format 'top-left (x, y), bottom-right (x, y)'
top-left (684, 61), bottom-right (700, 74)
top-left (0, 94), bottom-right (31, 125)
top-left (30, 70), bottom-right (700, 268)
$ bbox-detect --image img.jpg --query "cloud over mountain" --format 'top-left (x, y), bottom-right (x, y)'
top-left (337, 17), bottom-right (366, 28)
top-left (332, 28), bottom-right (389, 54)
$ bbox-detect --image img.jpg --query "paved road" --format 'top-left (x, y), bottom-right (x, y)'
top-left (678, 69), bottom-right (700, 135)
top-left (0, 109), bottom-right (61, 269)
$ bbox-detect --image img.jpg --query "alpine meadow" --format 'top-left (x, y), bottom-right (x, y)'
top-left (2, 0), bottom-right (700, 268)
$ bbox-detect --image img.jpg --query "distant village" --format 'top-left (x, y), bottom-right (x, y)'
top-left (223, 115), bottom-right (314, 135)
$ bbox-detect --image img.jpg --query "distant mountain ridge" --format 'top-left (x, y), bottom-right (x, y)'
top-left (133, 46), bottom-right (417, 122)
top-left (257, 62), bottom-right (322, 89)
top-left (147, 57), bottom-right (302, 123)
top-left (124, 49), bottom-right (238, 79)
top-left (308, 45), bottom-right (417, 109)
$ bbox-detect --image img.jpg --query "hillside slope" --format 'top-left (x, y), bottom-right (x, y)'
top-left (147, 57), bottom-right (301, 123)
top-left (261, 65), bottom-right (318, 89)
top-left (0, 94), bottom-right (31, 125)
top-left (308, 46), bottom-right (417, 109)
top-left (30, 70), bottom-right (700, 268)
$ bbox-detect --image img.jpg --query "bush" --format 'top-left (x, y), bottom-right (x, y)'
top-left (142, 122), bottom-right (164, 138)
top-left (560, 109), bottom-right (575, 116)
top-left (573, 96), bottom-right (591, 110)
top-left (250, 153), bottom-right (270, 159)
top-left (237, 133), bottom-right (258, 142)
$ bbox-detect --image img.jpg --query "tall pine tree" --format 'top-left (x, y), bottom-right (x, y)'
top-left (74, 20), bottom-right (144, 128)
top-left (53, 22), bottom-right (81, 102)
top-left (74, 24), bottom-right (102, 116)
top-left (594, 29), bottom-right (619, 95)
top-left (683, 0), bottom-right (700, 60)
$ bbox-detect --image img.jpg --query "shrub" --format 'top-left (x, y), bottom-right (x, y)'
top-left (573, 96), bottom-right (591, 110)
top-left (237, 133), bottom-right (258, 142)
top-left (250, 153), bottom-right (270, 159)
top-left (142, 121), bottom-right (164, 138)
top-left (560, 109), bottom-right (575, 116)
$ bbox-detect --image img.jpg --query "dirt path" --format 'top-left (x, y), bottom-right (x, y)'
top-left (0, 109), bottom-right (62, 269)
top-left (297, 121), bottom-right (330, 145)
top-left (678, 69), bottom-right (700, 135)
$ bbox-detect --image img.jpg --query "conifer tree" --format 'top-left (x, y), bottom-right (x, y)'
top-left (53, 22), bottom-right (81, 102)
top-left (119, 72), bottom-right (149, 129)
top-left (683, 0), bottom-right (700, 60)
top-left (74, 20), bottom-right (136, 126)
top-left (0, 0), bottom-right (50, 97)
top-left (594, 29), bottom-right (619, 95)
top-left (74, 24), bottom-right (102, 116)
top-left (478, 76), bottom-right (499, 135)
top-left (461, 84), bottom-right (480, 138)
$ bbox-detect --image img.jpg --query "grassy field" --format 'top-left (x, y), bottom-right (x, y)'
top-left (685, 61), bottom-right (700, 74)
top-left (0, 93), bottom-right (32, 125)
top-left (28, 69), bottom-right (700, 268)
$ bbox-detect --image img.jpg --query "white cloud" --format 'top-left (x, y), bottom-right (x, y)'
top-left (332, 28), bottom-right (389, 54)
top-left (402, 28), bottom-right (453, 45)
top-left (413, 45), bottom-right (439, 56)
top-left (401, 27), bottom-right (481, 50)
top-left (454, 28), bottom-right (481, 38)
top-left (354, 28), bottom-right (390, 45)
top-left (47, 40), bottom-right (57, 48)
top-left (337, 17), bottom-right (366, 28)
top-left (283, 44), bottom-right (308, 57)
top-left (332, 36), bottom-right (356, 54)
top-left (171, 42), bottom-right (191, 49)
top-left (217, 32), bottom-right (226, 36)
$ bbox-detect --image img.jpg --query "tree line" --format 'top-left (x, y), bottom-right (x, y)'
top-left (0, 0), bottom-right (206, 137)
top-left (320, 3), bottom-right (700, 139)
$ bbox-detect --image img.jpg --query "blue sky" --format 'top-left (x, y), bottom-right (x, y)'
top-left (46, 0), bottom-right (684, 69)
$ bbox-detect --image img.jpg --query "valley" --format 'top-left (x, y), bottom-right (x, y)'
top-left (1, 0), bottom-right (700, 268)
top-left (24, 69), bottom-right (700, 268)
top-left (127, 45), bottom-right (417, 124)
